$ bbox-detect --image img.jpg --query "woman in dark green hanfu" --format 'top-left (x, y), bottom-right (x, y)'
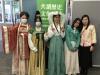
top-left (28, 11), bottom-right (45, 75)
top-left (44, 11), bottom-right (65, 75)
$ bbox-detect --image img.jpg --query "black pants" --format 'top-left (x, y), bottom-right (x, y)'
top-left (78, 46), bottom-right (92, 75)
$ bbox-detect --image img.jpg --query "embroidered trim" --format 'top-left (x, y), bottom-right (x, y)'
top-left (3, 26), bottom-right (9, 54)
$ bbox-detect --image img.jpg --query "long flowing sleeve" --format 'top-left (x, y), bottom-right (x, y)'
top-left (28, 33), bottom-right (37, 52)
top-left (2, 26), bottom-right (9, 54)
top-left (2, 25), bottom-right (18, 54)
top-left (44, 25), bottom-right (54, 41)
top-left (9, 25), bottom-right (18, 51)
top-left (48, 25), bottom-right (54, 38)
top-left (91, 25), bottom-right (97, 44)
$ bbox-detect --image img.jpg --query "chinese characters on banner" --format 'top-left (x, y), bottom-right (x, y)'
top-left (37, 0), bottom-right (66, 30)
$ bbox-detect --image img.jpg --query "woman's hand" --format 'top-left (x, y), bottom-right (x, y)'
top-left (44, 32), bottom-right (48, 36)
top-left (52, 28), bottom-right (55, 32)
top-left (90, 46), bottom-right (94, 52)
top-left (61, 26), bottom-right (65, 32)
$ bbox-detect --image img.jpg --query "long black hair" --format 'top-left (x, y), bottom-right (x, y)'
top-left (20, 11), bottom-right (29, 19)
top-left (81, 14), bottom-right (90, 30)
top-left (71, 18), bottom-right (81, 32)
top-left (34, 10), bottom-right (42, 23)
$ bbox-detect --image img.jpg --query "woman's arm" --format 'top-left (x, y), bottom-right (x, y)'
top-left (60, 26), bottom-right (65, 38)
top-left (65, 25), bottom-right (74, 50)
top-left (75, 32), bottom-right (81, 48)
top-left (28, 33), bottom-right (37, 52)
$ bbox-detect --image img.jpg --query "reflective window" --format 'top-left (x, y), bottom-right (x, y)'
top-left (0, 0), bottom-right (20, 24)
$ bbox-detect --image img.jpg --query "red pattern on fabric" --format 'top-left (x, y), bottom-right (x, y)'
top-left (8, 25), bottom-right (18, 52)
top-left (23, 32), bottom-right (30, 59)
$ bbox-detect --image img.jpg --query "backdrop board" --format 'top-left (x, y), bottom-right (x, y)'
top-left (72, 1), bottom-right (100, 67)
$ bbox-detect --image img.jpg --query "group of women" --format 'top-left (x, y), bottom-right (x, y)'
top-left (2, 10), bottom-right (96, 75)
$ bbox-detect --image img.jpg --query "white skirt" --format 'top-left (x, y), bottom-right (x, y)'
top-left (64, 42), bottom-right (80, 74)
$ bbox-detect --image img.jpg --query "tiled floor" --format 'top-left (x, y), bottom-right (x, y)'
top-left (0, 52), bottom-right (12, 75)
top-left (0, 30), bottom-right (100, 75)
top-left (0, 51), bottom-right (100, 75)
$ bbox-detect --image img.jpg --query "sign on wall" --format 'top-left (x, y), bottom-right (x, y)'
top-left (37, 0), bottom-right (66, 30)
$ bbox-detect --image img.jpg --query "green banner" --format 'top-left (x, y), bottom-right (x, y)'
top-left (37, 0), bottom-right (66, 30)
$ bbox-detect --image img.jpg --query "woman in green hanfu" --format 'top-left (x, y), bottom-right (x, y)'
top-left (44, 11), bottom-right (65, 75)
top-left (64, 18), bottom-right (81, 75)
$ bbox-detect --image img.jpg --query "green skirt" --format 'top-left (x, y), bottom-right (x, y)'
top-left (48, 36), bottom-right (65, 75)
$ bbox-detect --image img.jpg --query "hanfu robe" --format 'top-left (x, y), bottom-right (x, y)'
top-left (28, 28), bottom-right (45, 75)
top-left (2, 23), bottom-right (31, 75)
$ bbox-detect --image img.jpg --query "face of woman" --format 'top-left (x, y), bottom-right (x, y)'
top-left (82, 17), bottom-right (88, 26)
top-left (53, 15), bottom-right (60, 24)
top-left (36, 14), bottom-right (40, 18)
top-left (20, 15), bottom-right (28, 24)
top-left (74, 20), bottom-right (80, 28)
top-left (35, 18), bottom-right (41, 27)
